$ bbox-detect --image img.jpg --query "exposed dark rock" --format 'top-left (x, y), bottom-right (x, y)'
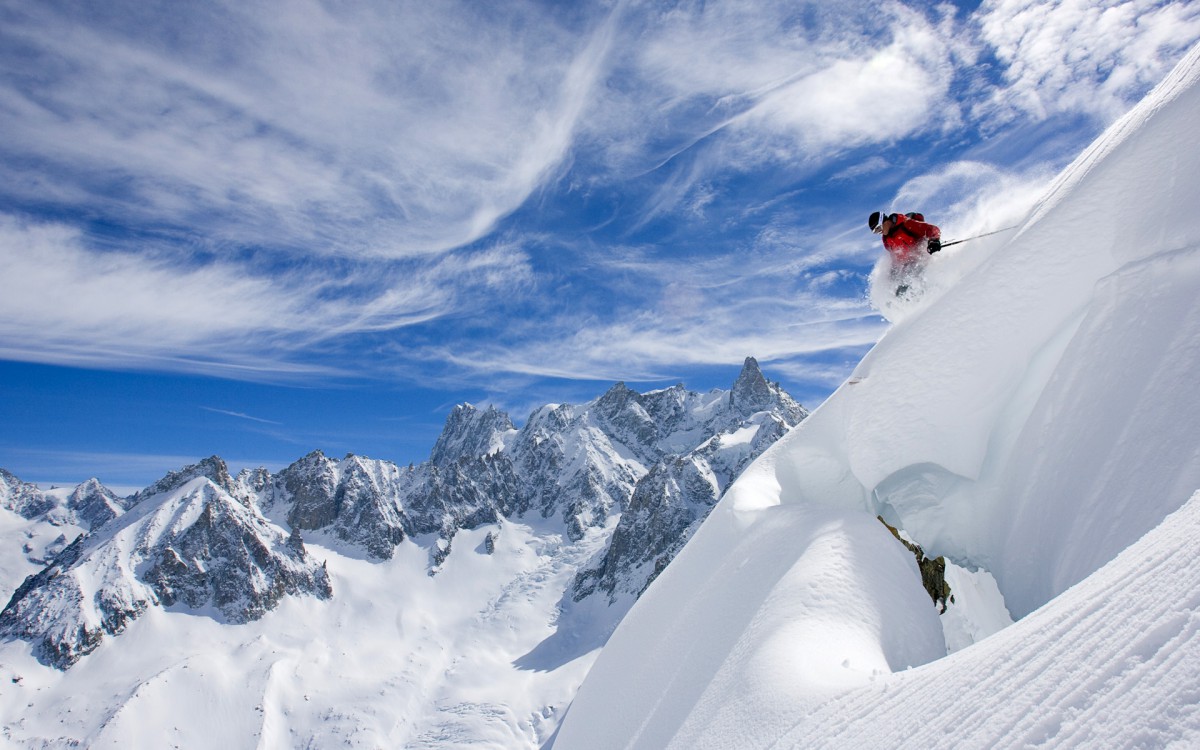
top-left (326, 457), bottom-right (408, 559)
top-left (66, 479), bottom-right (124, 531)
top-left (280, 450), bottom-right (342, 531)
top-left (143, 486), bottom-right (332, 620)
top-left (429, 534), bottom-right (453, 575)
top-left (430, 404), bottom-right (515, 467)
top-left (574, 456), bottom-right (717, 602)
top-left (0, 468), bottom-right (54, 519)
top-left (0, 478), bottom-right (332, 669)
top-left (877, 516), bottom-right (953, 613)
top-left (593, 383), bottom-right (661, 463)
top-left (730, 357), bottom-right (808, 423)
top-left (130, 456), bottom-right (236, 505)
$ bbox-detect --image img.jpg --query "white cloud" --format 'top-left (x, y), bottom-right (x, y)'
top-left (731, 12), bottom-right (956, 153)
top-left (975, 0), bottom-right (1200, 123)
top-left (0, 215), bottom-right (531, 378)
top-left (891, 160), bottom-right (1055, 240)
top-left (0, 0), bottom-right (607, 259)
top-left (429, 228), bottom-right (887, 385)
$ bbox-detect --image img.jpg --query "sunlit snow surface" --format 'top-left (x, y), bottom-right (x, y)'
top-left (0, 518), bottom-right (615, 748)
top-left (555, 42), bottom-right (1200, 749)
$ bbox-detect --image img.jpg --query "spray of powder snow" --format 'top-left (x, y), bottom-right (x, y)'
top-left (867, 233), bottom-right (1008, 322)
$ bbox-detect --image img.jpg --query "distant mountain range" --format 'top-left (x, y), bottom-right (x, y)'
top-left (1, 357), bottom-right (806, 671)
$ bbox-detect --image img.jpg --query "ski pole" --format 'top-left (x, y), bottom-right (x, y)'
top-left (939, 225), bottom-right (1020, 249)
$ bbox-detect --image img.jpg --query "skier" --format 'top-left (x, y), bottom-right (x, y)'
top-left (868, 211), bottom-right (942, 297)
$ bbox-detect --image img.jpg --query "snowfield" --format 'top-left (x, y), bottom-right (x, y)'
top-left (554, 41), bottom-right (1200, 750)
top-left (1, 519), bottom-right (607, 747)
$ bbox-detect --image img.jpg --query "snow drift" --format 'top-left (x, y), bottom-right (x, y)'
top-left (555, 42), bottom-right (1200, 749)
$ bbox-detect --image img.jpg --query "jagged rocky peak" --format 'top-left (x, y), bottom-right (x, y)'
top-left (131, 455), bottom-right (236, 504)
top-left (729, 356), bottom-right (774, 414)
top-left (326, 455), bottom-right (408, 560)
top-left (730, 356), bottom-right (808, 422)
top-left (594, 382), bottom-right (659, 452)
top-left (67, 478), bottom-right (125, 531)
top-left (574, 454), bottom-right (719, 603)
top-left (141, 482), bottom-right (333, 620)
top-left (639, 383), bottom-right (690, 432)
top-left (278, 450), bottom-right (341, 531)
top-left (234, 465), bottom-right (272, 501)
top-left (572, 357), bottom-right (809, 605)
top-left (1, 476), bottom-right (331, 669)
top-left (430, 403), bottom-right (515, 466)
top-left (0, 468), bottom-right (54, 519)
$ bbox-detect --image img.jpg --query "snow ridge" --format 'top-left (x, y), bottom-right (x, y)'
top-left (553, 41), bottom-right (1200, 750)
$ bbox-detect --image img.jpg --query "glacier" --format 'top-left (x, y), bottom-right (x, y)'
top-left (553, 41), bottom-right (1200, 750)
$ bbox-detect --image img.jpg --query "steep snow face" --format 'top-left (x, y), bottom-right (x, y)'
top-left (556, 42), bottom-right (1200, 750)
top-left (766, 489), bottom-right (1200, 749)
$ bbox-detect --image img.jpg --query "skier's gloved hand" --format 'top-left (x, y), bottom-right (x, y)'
top-left (927, 238), bottom-right (942, 254)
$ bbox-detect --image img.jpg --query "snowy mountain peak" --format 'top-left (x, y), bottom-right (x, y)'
top-left (730, 355), bottom-right (777, 415)
top-left (0, 467), bottom-right (53, 519)
top-left (430, 403), bottom-right (516, 466)
top-left (1, 474), bottom-right (332, 669)
top-left (277, 449), bottom-right (341, 531)
top-left (66, 478), bottom-right (126, 531)
top-left (131, 455), bottom-right (235, 504)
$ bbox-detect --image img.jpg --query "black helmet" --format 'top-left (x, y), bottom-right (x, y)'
top-left (868, 211), bottom-right (882, 231)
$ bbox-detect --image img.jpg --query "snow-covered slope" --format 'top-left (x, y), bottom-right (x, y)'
top-left (0, 360), bottom-right (804, 748)
top-left (0, 473), bottom-right (127, 614)
top-left (554, 42), bottom-right (1200, 750)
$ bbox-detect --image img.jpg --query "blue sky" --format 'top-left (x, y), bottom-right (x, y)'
top-left (1, 0), bottom-right (1198, 492)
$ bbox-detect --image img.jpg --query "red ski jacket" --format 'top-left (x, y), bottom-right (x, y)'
top-left (882, 213), bottom-right (941, 264)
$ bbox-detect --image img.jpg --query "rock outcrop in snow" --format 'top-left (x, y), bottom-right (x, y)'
top-left (0, 458), bottom-right (332, 669)
top-left (0, 469), bottom-right (55, 520)
top-left (246, 357), bottom-right (805, 570)
top-left (430, 404), bottom-right (516, 466)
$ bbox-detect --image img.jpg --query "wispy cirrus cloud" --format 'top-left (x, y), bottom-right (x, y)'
top-left (0, 0), bottom-right (606, 259)
top-left (0, 0), bottom-right (1196, 396)
top-left (426, 224), bottom-right (886, 387)
top-left (200, 407), bottom-right (282, 426)
top-left (0, 214), bottom-right (532, 378)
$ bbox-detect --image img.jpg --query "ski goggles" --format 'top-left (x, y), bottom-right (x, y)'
top-left (870, 211), bottom-right (890, 234)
